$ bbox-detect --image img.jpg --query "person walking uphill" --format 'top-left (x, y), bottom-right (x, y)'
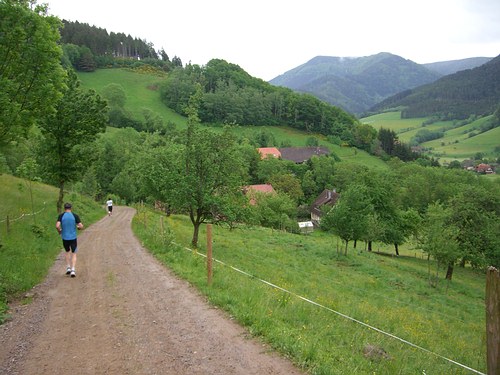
top-left (56, 203), bottom-right (84, 278)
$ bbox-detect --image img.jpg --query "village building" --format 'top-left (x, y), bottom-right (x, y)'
top-left (242, 184), bottom-right (275, 205)
top-left (310, 189), bottom-right (340, 226)
top-left (279, 147), bottom-right (330, 163)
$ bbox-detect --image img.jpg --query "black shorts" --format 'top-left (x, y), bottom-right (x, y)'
top-left (108, 206), bottom-right (113, 212)
top-left (62, 239), bottom-right (78, 253)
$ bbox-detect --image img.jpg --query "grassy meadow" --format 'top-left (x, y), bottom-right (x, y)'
top-left (132, 207), bottom-right (487, 375)
top-left (77, 68), bottom-right (188, 127)
top-left (0, 174), bottom-right (104, 321)
top-left (361, 111), bottom-right (499, 164)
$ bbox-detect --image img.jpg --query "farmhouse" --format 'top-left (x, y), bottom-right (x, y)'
top-left (476, 163), bottom-right (494, 174)
top-left (242, 184), bottom-right (275, 205)
top-left (310, 189), bottom-right (340, 225)
top-left (280, 147), bottom-right (330, 163)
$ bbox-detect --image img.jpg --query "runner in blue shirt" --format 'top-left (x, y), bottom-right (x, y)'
top-left (56, 203), bottom-right (84, 277)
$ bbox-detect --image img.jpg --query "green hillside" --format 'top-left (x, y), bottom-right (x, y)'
top-left (361, 111), bottom-right (499, 163)
top-left (79, 68), bottom-right (388, 169)
top-left (77, 69), bottom-right (188, 128)
top-left (371, 55), bottom-right (500, 119)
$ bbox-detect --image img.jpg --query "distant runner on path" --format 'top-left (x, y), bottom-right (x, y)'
top-left (106, 198), bottom-right (113, 216)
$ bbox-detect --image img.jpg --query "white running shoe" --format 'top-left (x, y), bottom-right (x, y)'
top-left (66, 267), bottom-right (71, 275)
top-left (70, 270), bottom-right (76, 278)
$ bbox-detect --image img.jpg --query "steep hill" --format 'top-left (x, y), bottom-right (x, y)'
top-left (370, 54), bottom-right (500, 120)
top-left (269, 53), bottom-right (441, 115)
top-left (423, 57), bottom-right (493, 76)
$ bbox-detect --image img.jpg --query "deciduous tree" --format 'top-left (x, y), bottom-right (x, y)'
top-left (38, 70), bottom-right (107, 212)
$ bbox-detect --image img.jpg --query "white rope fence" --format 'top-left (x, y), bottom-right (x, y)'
top-left (178, 243), bottom-right (485, 375)
top-left (0, 202), bottom-right (47, 223)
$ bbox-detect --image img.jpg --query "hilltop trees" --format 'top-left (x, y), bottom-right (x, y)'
top-left (0, 0), bottom-right (65, 146)
top-left (159, 59), bottom-right (359, 139)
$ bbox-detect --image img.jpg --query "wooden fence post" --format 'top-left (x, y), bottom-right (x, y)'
top-left (207, 224), bottom-right (213, 286)
top-left (6, 215), bottom-right (10, 234)
top-left (486, 266), bottom-right (499, 375)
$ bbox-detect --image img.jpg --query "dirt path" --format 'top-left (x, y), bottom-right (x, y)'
top-left (0, 206), bottom-right (304, 375)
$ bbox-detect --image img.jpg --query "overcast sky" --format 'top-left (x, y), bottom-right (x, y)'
top-left (46, 0), bottom-right (500, 81)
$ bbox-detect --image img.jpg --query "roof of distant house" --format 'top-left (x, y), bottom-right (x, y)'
top-left (243, 184), bottom-right (275, 194)
top-left (257, 147), bottom-right (281, 159)
top-left (279, 147), bottom-right (330, 163)
top-left (243, 184), bottom-right (275, 205)
top-left (310, 189), bottom-right (340, 216)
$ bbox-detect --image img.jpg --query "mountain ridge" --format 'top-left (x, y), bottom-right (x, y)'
top-left (269, 53), bottom-right (492, 115)
top-left (370, 54), bottom-right (500, 120)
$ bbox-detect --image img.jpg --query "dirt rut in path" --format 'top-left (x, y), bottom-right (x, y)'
top-left (0, 206), bottom-right (304, 375)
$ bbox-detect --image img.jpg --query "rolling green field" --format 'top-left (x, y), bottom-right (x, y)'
top-left (132, 207), bottom-right (487, 375)
top-left (77, 68), bottom-right (188, 127)
top-left (79, 68), bottom-right (388, 170)
top-left (361, 111), bottom-right (499, 163)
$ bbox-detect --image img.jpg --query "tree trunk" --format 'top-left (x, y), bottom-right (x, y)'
top-left (353, 239), bottom-right (357, 249)
top-left (191, 221), bottom-right (200, 248)
top-left (445, 263), bottom-right (454, 281)
top-left (368, 241), bottom-right (372, 252)
top-left (57, 181), bottom-right (65, 213)
top-left (344, 240), bottom-right (348, 256)
top-left (394, 243), bottom-right (399, 256)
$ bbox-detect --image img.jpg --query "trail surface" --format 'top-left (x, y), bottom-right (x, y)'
top-left (0, 206), bottom-right (304, 375)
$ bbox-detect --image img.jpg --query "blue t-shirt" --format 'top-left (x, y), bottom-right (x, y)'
top-left (57, 212), bottom-right (81, 240)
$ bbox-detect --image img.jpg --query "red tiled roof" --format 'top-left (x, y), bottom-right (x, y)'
top-left (243, 184), bottom-right (275, 194)
top-left (257, 147), bottom-right (281, 159)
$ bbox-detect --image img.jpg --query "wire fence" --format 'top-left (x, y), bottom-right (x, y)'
top-left (0, 202), bottom-right (47, 225)
top-left (179, 242), bottom-right (486, 375)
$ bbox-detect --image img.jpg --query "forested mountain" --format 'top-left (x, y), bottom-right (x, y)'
top-left (423, 57), bottom-right (492, 76)
top-left (269, 53), bottom-right (442, 115)
top-left (370, 54), bottom-right (500, 120)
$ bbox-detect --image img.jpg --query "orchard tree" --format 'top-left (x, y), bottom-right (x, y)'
top-left (0, 0), bottom-right (65, 145)
top-left (38, 70), bottom-right (107, 212)
top-left (421, 203), bottom-right (460, 284)
top-left (321, 184), bottom-right (372, 255)
top-left (142, 128), bottom-right (246, 247)
top-left (448, 185), bottom-right (500, 272)
top-left (143, 86), bottom-right (246, 247)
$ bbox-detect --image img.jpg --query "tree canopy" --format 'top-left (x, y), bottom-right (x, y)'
top-left (0, 0), bottom-right (65, 145)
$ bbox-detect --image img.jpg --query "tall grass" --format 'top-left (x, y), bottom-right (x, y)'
top-left (132, 207), bottom-right (487, 375)
top-left (0, 174), bottom-right (104, 321)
